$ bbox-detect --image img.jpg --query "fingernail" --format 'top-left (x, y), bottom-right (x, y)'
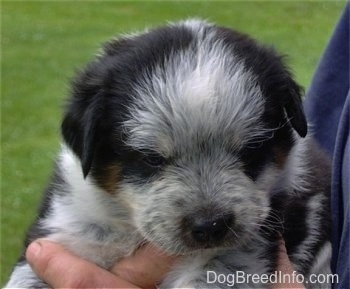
top-left (26, 241), bottom-right (42, 261)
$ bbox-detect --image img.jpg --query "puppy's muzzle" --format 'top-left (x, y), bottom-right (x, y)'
top-left (183, 213), bottom-right (234, 245)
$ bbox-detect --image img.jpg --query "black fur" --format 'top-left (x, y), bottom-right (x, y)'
top-left (215, 26), bottom-right (307, 138)
top-left (62, 24), bottom-right (194, 179)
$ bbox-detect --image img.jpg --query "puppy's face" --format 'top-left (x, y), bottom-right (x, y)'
top-left (62, 20), bottom-right (307, 254)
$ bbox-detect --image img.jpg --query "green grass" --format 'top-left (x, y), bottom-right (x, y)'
top-left (1, 0), bottom-right (345, 284)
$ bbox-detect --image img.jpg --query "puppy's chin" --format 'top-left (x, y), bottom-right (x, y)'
top-left (183, 240), bottom-right (241, 252)
top-left (171, 238), bottom-right (258, 256)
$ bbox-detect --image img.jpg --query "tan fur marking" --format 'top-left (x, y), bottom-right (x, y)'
top-left (97, 164), bottom-right (122, 194)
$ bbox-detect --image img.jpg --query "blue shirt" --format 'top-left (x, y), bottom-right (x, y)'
top-left (304, 4), bottom-right (350, 289)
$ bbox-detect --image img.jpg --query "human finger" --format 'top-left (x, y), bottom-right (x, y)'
top-left (26, 240), bottom-right (140, 288)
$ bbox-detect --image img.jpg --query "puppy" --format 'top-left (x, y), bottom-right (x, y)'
top-left (6, 20), bottom-right (331, 288)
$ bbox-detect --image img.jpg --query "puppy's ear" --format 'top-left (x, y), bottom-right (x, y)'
top-left (281, 81), bottom-right (307, 138)
top-left (61, 77), bottom-right (105, 178)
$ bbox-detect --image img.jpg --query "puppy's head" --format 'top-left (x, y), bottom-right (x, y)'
top-left (62, 20), bottom-right (306, 254)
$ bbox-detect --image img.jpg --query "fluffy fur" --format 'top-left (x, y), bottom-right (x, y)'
top-left (6, 20), bottom-right (331, 288)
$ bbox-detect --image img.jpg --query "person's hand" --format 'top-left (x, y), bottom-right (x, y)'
top-left (26, 238), bottom-right (306, 289)
top-left (270, 239), bottom-right (306, 289)
top-left (26, 239), bottom-right (178, 288)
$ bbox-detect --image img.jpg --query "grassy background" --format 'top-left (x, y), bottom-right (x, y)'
top-left (1, 0), bottom-right (345, 284)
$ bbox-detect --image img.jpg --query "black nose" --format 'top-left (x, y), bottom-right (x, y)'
top-left (189, 214), bottom-right (234, 243)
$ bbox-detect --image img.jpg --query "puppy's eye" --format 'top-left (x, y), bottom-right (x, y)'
top-left (142, 154), bottom-right (166, 167)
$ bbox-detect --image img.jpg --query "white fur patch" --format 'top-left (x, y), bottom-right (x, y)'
top-left (291, 193), bottom-right (330, 274)
top-left (124, 25), bottom-right (266, 157)
top-left (281, 135), bottom-right (312, 193)
top-left (39, 146), bottom-right (142, 268)
top-left (5, 263), bottom-right (48, 288)
top-left (309, 242), bottom-right (332, 275)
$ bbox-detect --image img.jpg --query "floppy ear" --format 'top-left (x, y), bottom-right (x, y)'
top-left (61, 89), bottom-right (104, 178)
top-left (282, 81), bottom-right (308, 138)
top-left (61, 37), bottom-right (135, 178)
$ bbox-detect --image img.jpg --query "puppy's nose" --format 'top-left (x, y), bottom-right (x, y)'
top-left (189, 214), bottom-right (234, 243)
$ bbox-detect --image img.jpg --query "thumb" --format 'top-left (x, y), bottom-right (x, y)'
top-left (26, 239), bottom-right (139, 288)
